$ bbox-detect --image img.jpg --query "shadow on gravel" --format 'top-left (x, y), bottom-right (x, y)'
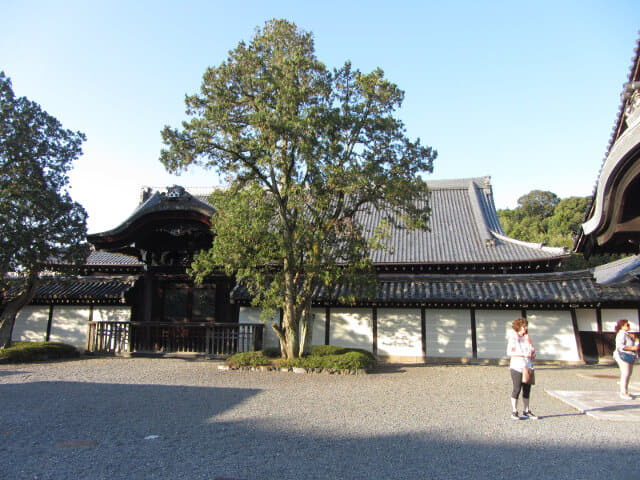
top-left (0, 369), bottom-right (30, 377)
top-left (0, 380), bottom-right (638, 480)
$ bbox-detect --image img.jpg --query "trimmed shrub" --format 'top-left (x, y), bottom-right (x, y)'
top-left (281, 349), bottom-right (375, 370)
top-left (227, 351), bottom-right (272, 367)
top-left (0, 342), bottom-right (80, 363)
top-left (261, 347), bottom-right (282, 358)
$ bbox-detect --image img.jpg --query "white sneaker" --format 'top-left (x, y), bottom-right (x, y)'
top-left (620, 393), bottom-right (634, 400)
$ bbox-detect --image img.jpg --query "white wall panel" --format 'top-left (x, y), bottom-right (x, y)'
top-left (425, 309), bottom-right (472, 358)
top-left (93, 307), bottom-right (131, 322)
top-left (49, 306), bottom-right (90, 348)
top-left (329, 308), bottom-right (373, 351)
top-left (14, 306), bottom-right (49, 342)
top-left (475, 310), bottom-right (521, 359)
top-left (575, 309), bottom-right (597, 332)
top-left (601, 309), bottom-right (638, 332)
top-left (526, 311), bottom-right (580, 361)
top-left (377, 308), bottom-right (422, 357)
top-left (238, 307), bottom-right (280, 350)
top-left (311, 308), bottom-right (326, 346)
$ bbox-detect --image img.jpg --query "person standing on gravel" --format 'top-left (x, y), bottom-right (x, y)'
top-left (507, 318), bottom-right (538, 420)
top-left (613, 319), bottom-right (639, 400)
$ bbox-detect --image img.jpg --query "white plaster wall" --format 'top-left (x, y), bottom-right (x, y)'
top-left (49, 306), bottom-right (90, 349)
top-left (425, 309), bottom-right (472, 358)
top-left (575, 309), bottom-right (598, 332)
top-left (526, 310), bottom-right (580, 361)
top-left (238, 307), bottom-right (280, 350)
top-left (13, 306), bottom-right (49, 342)
top-left (475, 310), bottom-right (522, 359)
top-left (601, 309), bottom-right (638, 332)
top-left (311, 308), bottom-right (326, 347)
top-left (377, 308), bottom-right (422, 357)
top-left (93, 307), bottom-right (131, 323)
top-left (329, 308), bottom-right (373, 351)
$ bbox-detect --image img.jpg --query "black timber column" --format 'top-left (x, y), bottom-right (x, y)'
top-left (569, 308), bottom-right (584, 362)
top-left (421, 308), bottom-right (426, 360)
top-left (45, 305), bottom-right (54, 342)
top-left (372, 307), bottom-right (378, 356)
top-left (470, 308), bottom-right (477, 359)
top-left (143, 271), bottom-right (154, 323)
top-left (325, 307), bottom-right (330, 345)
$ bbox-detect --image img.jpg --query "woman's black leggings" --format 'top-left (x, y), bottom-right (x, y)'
top-left (510, 368), bottom-right (531, 399)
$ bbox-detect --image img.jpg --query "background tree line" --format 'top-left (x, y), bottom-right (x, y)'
top-left (497, 190), bottom-right (620, 270)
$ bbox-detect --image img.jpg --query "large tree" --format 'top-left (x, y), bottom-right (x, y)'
top-left (0, 72), bottom-right (88, 348)
top-left (161, 19), bottom-right (436, 358)
top-left (498, 191), bottom-right (620, 270)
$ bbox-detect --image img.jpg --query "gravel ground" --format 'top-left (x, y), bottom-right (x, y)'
top-left (1, 357), bottom-right (640, 480)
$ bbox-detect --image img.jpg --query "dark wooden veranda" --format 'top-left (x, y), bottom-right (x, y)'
top-left (87, 322), bottom-right (264, 356)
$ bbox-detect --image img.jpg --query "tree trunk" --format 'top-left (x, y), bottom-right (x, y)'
top-left (299, 303), bottom-right (313, 356)
top-left (0, 273), bottom-right (39, 349)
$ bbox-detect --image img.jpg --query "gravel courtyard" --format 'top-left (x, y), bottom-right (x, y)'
top-left (1, 357), bottom-right (640, 480)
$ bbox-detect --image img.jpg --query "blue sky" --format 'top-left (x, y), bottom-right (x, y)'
top-left (2, 1), bottom-right (639, 233)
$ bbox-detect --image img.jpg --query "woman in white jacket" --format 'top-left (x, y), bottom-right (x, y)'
top-left (507, 317), bottom-right (537, 420)
top-left (613, 319), bottom-right (639, 400)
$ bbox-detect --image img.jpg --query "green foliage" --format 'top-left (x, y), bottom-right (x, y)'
top-left (261, 347), bottom-right (282, 358)
top-left (310, 345), bottom-right (351, 356)
top-left (498, 191), bottom-right (622, 269)
top-left (161, 19), bottom-right (436, 358)
top-left (226, 346), bottom-right (375, 370)
top-left (0, 72), bottom-right (89, 347)
top-left (280, 348), bottom-right (375, 370)
top-left (227, 351), bottom-right (273, 367)
top-left (0, 72), bottom-right (88, 279)
top-left (0, 341), bottom-right (80, 363)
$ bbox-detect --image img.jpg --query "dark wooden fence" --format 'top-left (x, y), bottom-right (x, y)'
top-left (87, 322), bottom-right (264, 356)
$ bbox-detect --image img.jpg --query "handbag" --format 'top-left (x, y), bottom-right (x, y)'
top-left (522, 367), bottom-right (535, 385)
top-left (619, 351), bottom-right (636, 364)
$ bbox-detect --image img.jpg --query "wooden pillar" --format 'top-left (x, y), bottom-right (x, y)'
top-left (324, 306), bottom-right (330, 345)
top-left (470, 308), bottom-right (477, 359)
top-left (143, 271), bottom-right (154, 323)
top-left (421, 308), bottom-right (426, 360)
top-left (45, 305), bottom-right (54, 342)
top-left (569, 308), bottom-right (584, 362)
top-left (372, 307), bottom-right (378, 356)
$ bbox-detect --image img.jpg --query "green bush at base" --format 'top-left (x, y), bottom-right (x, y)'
top-left (227, 351), bottom-right (273, 367)
top-left (0, 342), bottom-right (80, 363)
top-left (227, 345), bottom-right (376, 370)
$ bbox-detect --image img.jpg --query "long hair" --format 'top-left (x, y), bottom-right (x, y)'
top-left (614, 319), bottom-right (629, 333)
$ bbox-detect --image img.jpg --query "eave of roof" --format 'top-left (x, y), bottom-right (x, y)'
top-left (230, 269), bottom-right (640, 308)
top-left (26, 276), bottom-right (139, 305)
top-left (576, 33), bottom-right (640, 253)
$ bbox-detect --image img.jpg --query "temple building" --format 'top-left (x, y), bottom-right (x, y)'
top-left (13, 176), bottom-right (640, 363)
top-left (12, 35), bottom-right (640, 364)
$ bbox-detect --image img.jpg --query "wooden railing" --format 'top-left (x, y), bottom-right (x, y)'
top-left (87, 322), bottom-right (264, 356)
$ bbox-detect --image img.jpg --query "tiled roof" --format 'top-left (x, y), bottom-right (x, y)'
top-left (592, 255), bottom-right (640, 285)
top-left (230, 270), bottom-right (640, 308)
top-left (361, 177), bottom-right (567, 265)
top-left (31, 276), bottom-right (137, 305)
top-left (156, 178), bottom-right (566, 267)
top-left (86, 251), bottom-right (142, 266)
top-left (580, 33), bottom-right (640, 228)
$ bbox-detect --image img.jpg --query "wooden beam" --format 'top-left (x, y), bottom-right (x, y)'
top-left (325, 307), bottom-right (330, 345)
top-left (421, 308), bottom-right (427, 360)
top-left (372, 307), bottom-right (378, 356)
top-left (569, 308), bottom-right (584, 363)
top-left (470, 308), bottom-right (477, 359)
